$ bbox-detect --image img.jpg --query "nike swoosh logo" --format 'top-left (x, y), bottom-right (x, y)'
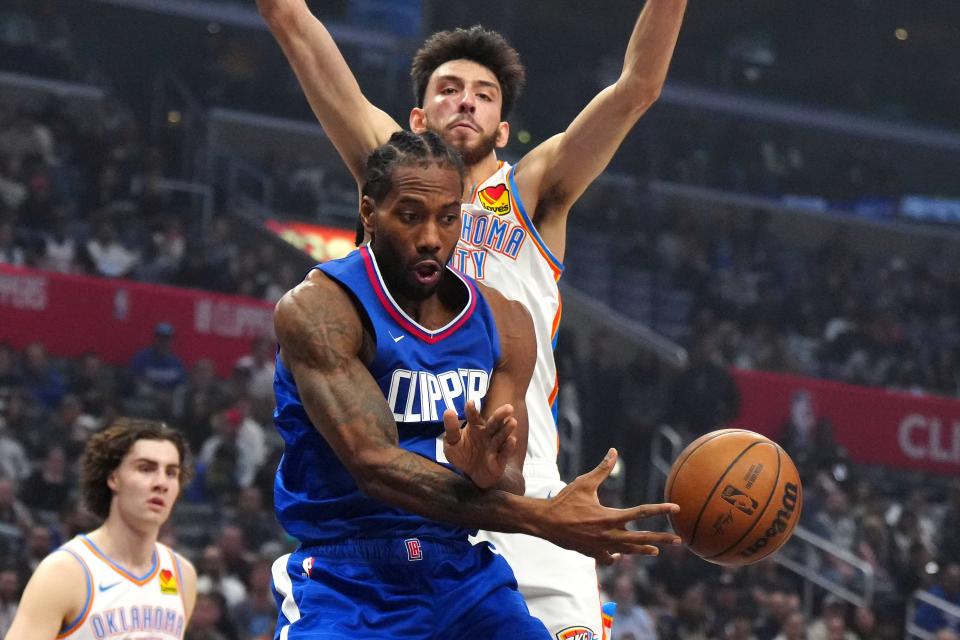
top-left (393, 334), bottom-right (405, 343)
top-left (99, 582), bottom-right (122, 592)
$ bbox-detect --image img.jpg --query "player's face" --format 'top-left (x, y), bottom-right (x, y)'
top-left (363, 163), bottom-right (463, 302)
top-left (411, 59), bottom-right (509, 166)
top-left (107, 438), bottom-right (181, 531)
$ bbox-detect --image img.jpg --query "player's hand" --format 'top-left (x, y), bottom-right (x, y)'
top-left (543, 448), bottom-right (681, 565)
top-left (442, 401), bottom-right (518, 489)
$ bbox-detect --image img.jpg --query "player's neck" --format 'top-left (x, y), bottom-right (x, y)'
top-left (463, 153), bottom-right (502, 200)
top-left (394, 273), bottom-right (466, 330)
top-left (88, 517), bottom-right (160, 572)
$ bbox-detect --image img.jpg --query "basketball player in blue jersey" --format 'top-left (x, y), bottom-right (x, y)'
top-left (260, 3), bottom-right (686, 636)
top-left (5, 419), bottom-right (197, 640)
top-left (269, 130), bottom-right (679, 640)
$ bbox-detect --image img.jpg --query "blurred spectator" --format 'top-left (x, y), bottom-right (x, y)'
top-left (176, 358), bottom-right (229, 451)
top-left (772, 611), bottom-right (807, 640)
top-left (185, 591), bottom-right (230, 640)
top-left (0, 568), bottom-right (19, 637)
top-left (0, 218), bottom-right (25, 266)
top-left (69, 351), bottom-right (115, 417)
top-left (198, 407), bottom-right (266, 501)
top-left (232, 486), bottom-right (279, 553)
top-left (82, 220), bottom-right (140, 278)
top-left (216, 524), bottom-right (254, 585)
top-left (19, 446), bottom-right (71, 514)
top-left (609, 571), bottom-right (658, 640)
top-left (665, 333), bottom-right (740, 438)
top-left (915, 563), bottom-right (960, 634)
top-left (807, 596), bottom-right (857, 640)
top-left (128, 322), bottom-right (187, 417)
top-left (231, 558), bottom-right (275, 640)
top-left (0, 420), bottom-right (29, 483)
top-left (234, 335), bottom-right (276, 424)
top-left (811, 488), bottom-right (857, 553)
top-left (20, 342), bottom-right (65, 410)
top-left (36, 210), bottom-right (76, 273)
top-left (196, 545), bottom-right (246, 609)
top-left (0, 477), bottom-right (32, 546)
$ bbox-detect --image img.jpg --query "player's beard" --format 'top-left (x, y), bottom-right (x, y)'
top-left (373, 237), bottom-right (451, 302)
top-left (440, 126), bottom-right (499, 167)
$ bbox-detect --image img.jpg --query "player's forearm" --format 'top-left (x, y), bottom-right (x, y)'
top-left (618, 0), bottom-right (687, 104)
top-left (358, 448), bottom-right (545, 536)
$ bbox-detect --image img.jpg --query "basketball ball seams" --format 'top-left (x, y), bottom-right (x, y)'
top-left (664, 428), bottom-right (750, 506)
top-left (688, 441), bottom-right (771, 549)
top-left (704, 443), bottom-right (782, 561)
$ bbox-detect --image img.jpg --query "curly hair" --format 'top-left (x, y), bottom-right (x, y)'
top-left (411, 25), bottom-right (526, 121)
top-left (81, 418), bottom-right (192, 520)
top-left (355, 130), bottom-right (465, 245)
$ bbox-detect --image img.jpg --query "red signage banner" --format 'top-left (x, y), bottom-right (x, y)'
top-left (0, 265), bottom-right (274, 377)
top-left (265, 220), bottom-right (355, 263)
top-left (733, 369), bottom-right (960, 476)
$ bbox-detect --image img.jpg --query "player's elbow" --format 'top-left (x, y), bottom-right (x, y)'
top-left (258, 1), bottom-right (298, 30)
top-left (615, 78), bottom-right (662, 115)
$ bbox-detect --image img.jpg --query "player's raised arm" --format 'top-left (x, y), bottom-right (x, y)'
top-left (514, 0), bottom-right (687, 258)
top-left (4, 552), bottom-right (88, 640)
top-left (257, 0), bottom-right (402, 181)
top-left (443, 288), bottom-right (536, 494)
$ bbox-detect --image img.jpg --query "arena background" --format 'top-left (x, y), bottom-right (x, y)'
top-left (1, 1), bottom-right (960, 638)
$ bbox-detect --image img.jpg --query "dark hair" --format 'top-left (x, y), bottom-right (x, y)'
top-left (411, 25), bottom-right (526, 120)
top-left (355, 130), bottom-right (465, 245)
top-left (81, 418), bottom-right (192, 519)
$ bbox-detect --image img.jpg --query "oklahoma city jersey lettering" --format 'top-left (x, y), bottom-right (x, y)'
top-left (455, 162), bottom-right (563, 462)
top-left (56, 536), bottom-right (186, 639)
top-left (272, 246), bottom-right (501, 544)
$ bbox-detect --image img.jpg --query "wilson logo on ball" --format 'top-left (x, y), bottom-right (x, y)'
top-left (740, 482), bottom-right (800, 558)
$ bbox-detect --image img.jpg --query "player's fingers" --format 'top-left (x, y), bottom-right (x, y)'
top-left (615, 502), bottom-right (679, 523)
top-left (464, 400), bottom-right (484, 428)
top-left (442, 409), bottom-right (462, 445)
top-left (489, 416), bottom-right (516, 450)
top-left (484, 404), bottom-right (514, 436)
top-left (611, 529), bottom-right (681, 548)
top-left (578, 448), bottom-right (618, 489)
top-left (595, 551), bottom-right (618, 566)
top-left (496, 434), bottom-right (518, 468)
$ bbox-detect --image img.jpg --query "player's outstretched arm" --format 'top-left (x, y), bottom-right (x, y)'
top-left (514, 0), bottom-right (687, 259)
top-left (257, 0), bottom-right (402, 182)
top-left (4, 552), bottom-right (88, 640)
top-left (443, 290), bottom-right (535, 493)
top-left (275, 271), bottom-right (678, 561)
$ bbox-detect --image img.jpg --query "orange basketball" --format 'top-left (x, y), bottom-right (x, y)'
top-left (664, 429), bottom-right (803, 566)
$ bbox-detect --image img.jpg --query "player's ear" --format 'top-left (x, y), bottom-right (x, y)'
top-left (410, 107), bottom-right (427, 134)
top-left (106, 470), bottom-right (118, 493)
top-left (495, 121), bottom-right (510, 149)
top-left (359, 196), bottom-right (377, 235)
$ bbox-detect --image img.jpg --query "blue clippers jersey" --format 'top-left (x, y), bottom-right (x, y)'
top-left (273, 246), bottom-right (502, 545)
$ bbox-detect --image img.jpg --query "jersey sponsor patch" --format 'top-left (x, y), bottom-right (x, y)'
top-left (477, 183), bottom-right (511, 214)
top-left (556, 626), bottom-right (596, 640)
top-left (159, 568), bottom-right (178, 595)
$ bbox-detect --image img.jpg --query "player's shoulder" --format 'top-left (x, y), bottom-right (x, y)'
top-left (275, 267), bottom-right (360, 332)
top-left (28, 545), bottom-right (91, 593)
top-left (476, 283), bottom-right (533, 334)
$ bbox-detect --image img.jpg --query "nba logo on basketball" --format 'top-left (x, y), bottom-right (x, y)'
top-left (405, 538), bottom-right (423, 562)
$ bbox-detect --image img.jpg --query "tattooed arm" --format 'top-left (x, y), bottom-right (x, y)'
top-left (274, 269), bottom-right (680, 563)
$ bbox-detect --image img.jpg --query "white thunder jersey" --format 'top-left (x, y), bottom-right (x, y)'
top-left (453, 161), bottom-right (563, 465)
top-left (56, 535), bottom-right (187, 640)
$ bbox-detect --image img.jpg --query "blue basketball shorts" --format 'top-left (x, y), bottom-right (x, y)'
top-left (270, 537), bottom-right (551, 639)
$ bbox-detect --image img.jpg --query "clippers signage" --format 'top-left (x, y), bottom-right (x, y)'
top-left (733, 369), bottom-right (960, 476)
top-left (0, 264), bottom-right (273, 377)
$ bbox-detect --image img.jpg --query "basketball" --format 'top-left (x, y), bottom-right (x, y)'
top-left (664, 429), bottom-right (803, 566)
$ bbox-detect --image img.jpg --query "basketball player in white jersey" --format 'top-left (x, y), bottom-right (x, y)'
top-left (258, 2), bottom-right (686, 637)
top-left (5, 419), bottom-right (197, 640)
